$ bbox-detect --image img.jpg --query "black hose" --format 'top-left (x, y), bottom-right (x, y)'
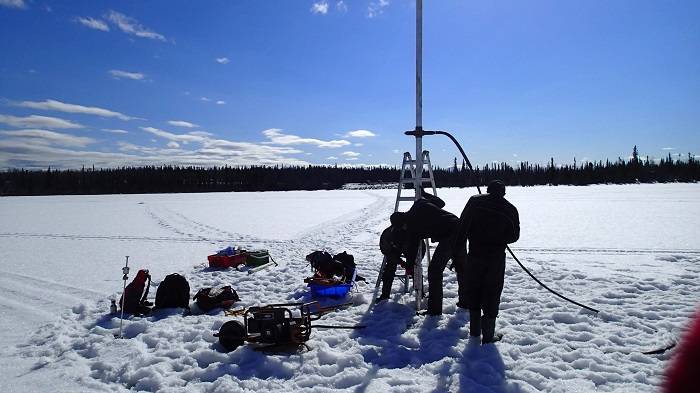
top-left (433, 130), bottom-right (600, 314)
top-left (312, 324), bottom-right (366, 329)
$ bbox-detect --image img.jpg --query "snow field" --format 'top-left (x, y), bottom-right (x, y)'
top-left (0, 184), bottom-right (699, 392)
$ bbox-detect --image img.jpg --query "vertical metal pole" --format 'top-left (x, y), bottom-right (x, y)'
top-left (414, 0), bottom-right (423, 200)
top-left (118, 255), bottom-right (129, 339)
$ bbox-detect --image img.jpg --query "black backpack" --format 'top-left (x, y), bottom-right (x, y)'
top-left (306, 251), bottom-right (344, 278)
top-left (193, 286), bottom-right (240, 311)
top-left (155, 273), bottom-right (190, 309)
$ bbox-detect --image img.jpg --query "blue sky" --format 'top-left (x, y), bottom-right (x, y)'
top-left (0, 0), bottom-right (698, 170)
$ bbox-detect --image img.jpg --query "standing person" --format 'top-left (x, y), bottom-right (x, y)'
top-left (455, 180), bottom-right (520, 343)
top-left (382, 191), bottom-right (468, 315)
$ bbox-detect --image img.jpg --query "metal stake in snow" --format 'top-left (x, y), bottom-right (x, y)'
top-left (118, 256), bottom-right (129, 339)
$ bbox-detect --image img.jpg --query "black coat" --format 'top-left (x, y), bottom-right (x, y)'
top-left (455, 193), bottom-right (520, 256)
top-left (397, 193), bottom-right (459, 262)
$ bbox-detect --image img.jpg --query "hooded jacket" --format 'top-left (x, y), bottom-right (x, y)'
top-left (455, 193), bottom-right (520, 256)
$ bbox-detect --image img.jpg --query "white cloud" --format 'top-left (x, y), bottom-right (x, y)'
top-left (262, 128), bottom-right (350, 148)
top-left (311, 1), bottom-right (329, 14)
top-left (662, 147), bottom-right (675, 151)
top-left (345, 129), bottom-right (376, 138)
top-left (76, 17), bottom-right (109, 31)
top-left (341, 151), bottom-right (361, 158)
top-left (102, 128), bottom-right (128, 134)
top-left (367, 0), bottom-right (389, 18)
top-left (216, 100), bottom-right (226, 105)
top-left (216, 57), bottom-right (230, 64)
top-left (189, 131), bottom-right (213, 137)
top-left (0, 136), bottom-right (313, 169)
top-left (14, 99), bottom-right (134, 120)
top-left (1, 129), bottom-right (95, 147)
top-left (0, 114), bottom-right (83, 129)
top-left (109, 70), bottom-right (145, 80)
top-left (167, 120), bottom-right (198, 128)
top-left (200, 97), bottom-right (211, 102)
top-left (354, 143), bottom-right (364, 147)
top-left (327, 156), bottom-right (338, 160)
top-left (141, 127), bottom-right (205, 144)
top-left (105, 10), bottom-right (166, 41)
top-left (336, 1), bottom-right (348, 12)
top-left (0, 0), bottom-right (26, 9)
top-left (167, 141), bottom-right (180, 149)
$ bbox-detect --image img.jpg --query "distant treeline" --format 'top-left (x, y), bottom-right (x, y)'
top-left (1, 148), bottom-right (698, 196)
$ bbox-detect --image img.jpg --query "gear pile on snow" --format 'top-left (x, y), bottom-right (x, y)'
top-left (304, 251), bottom-right (364, 298)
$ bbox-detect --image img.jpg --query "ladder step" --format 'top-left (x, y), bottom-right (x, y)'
top-left (397, 197), bottom-right (416, 202)
top-left (400, 178), bottom-right (434, 184)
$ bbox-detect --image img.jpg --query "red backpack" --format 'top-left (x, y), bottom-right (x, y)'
top-left (119, 269), bottom-right (152, 315)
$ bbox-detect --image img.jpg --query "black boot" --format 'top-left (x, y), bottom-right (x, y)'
top-left (482, 317), bottom-right (497, 344)
top-left (469, 310), bottom-right (481, 337)
top-left (376, 281), bottom-right (392, 302)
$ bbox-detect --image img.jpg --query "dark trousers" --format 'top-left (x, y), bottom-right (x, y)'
top-left (427, 241), bottom-right (468, 314)
top-left (465, 253), bottom-right (505, 318)
top-left (380, 251), bottom-right (404, 297)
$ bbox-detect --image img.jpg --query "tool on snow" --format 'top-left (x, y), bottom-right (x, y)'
top-left (214, 302), bottom-right (364, 353)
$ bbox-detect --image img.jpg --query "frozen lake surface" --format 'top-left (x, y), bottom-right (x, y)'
top-left (0, 184), bottom-right (698, 392)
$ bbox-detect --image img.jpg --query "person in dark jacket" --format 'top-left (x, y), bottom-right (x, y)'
top-left (380, 191), bottom-right (468, 315)
top-left (454, 180), bottom-right (519, 343)
top-left (376, 224), bottom-right (415, 301)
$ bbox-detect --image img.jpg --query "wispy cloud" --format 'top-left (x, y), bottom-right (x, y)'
top-left (102, 128), bottom-right (129, 134)
top-left (662, 147), bottom-right (676, 151)
top-left (367, 0), bottom-right (389, 18)
top-left (262, 128), bottom-right (350, 148)
top-left (0, 125), bottom-right (318, 169)
top-left (13, 99), bottom-right (134, 120)
top-left (167, 120), bottom-right (198, 128)
top-left (0, 0), bottom-right (26, 9)
top-left (327, 156), bottom-right (338, 160)
top-left (336, 1), bottom-right (348, 13)
top-left (105, 10), bottom-right (166, 41)
top-left (76, 17), bottom-right (109, 31)
top-left (1, 129), bottom-right (95, 147)
top-left (311, 1), bottom-right (329, 14)
top-left (0, 114), bottom-right (83, 129)
top-left (200, 97), bottom-right (211, 102)
top-left (216, 57), bottom-right (230, 64)
top-left (109, 70), bottom-right (145, 80)
top-left (216, 100), bottom-right (226, 105)
top-left (167, 141), bottom-right (180, 149)
top-left (341, 151), bottom-right (361, 158)
top-left (141, 126), bottom-right (204, 144)
top-left (345, 129), bottom-right (376, 138)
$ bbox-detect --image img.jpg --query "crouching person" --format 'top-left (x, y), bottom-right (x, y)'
top-left (383, 191), bottom-right (466, 315)
top-left (455, 180), bottom-right (520, 343)
top-left (376, 224), bottom-right (415, 302)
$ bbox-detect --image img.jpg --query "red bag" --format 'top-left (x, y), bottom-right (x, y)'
top-left (208, 253), bottom-right (247, 268)
top-left (118, 269), bottom-right (152, 315)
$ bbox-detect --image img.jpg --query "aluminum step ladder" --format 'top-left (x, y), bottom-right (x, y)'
top-left (375, 150), bottom-right (437, 311)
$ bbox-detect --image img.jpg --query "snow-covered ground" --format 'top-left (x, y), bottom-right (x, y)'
top-left (0, 184), bottom-right (698, 392)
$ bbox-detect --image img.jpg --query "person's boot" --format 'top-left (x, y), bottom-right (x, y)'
top-left (376, 281), bottom-right (392, 303)
top-left (481, 317), bottom-right (497, 344)
top-left (469, 310), bottom-right (481, 337)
